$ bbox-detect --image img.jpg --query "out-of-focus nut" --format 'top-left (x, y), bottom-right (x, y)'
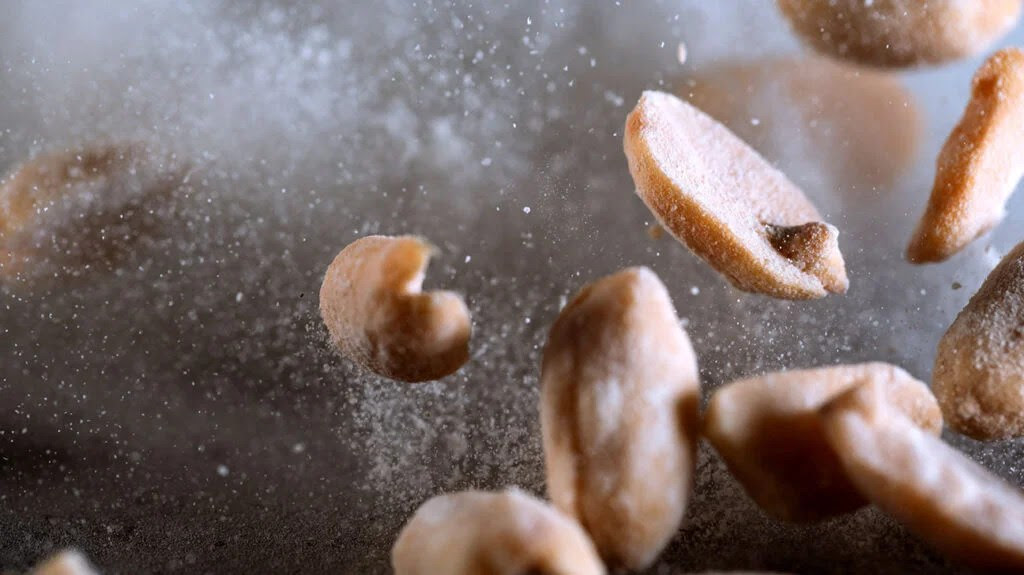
top-left (777, 0), bottom-right (1022, 68)
top-left (29, 550), bottom-right (100, 575)
top-left (624, 90), bottom-right (848, 300)
top-left (934, 241), bottom-right (1024, 439)
top-left (704, 363), bottom-right (941, 522)
top-left (0, 143), bottom-right (185, 280)
top-left (821, 379), bottom-right (1024, 573)
top-left (391, 489), bottom-right (606, 575)
top-left (319, 235), bottom-right (470, 383)
top-left (541, 266), bottom-right (700, 570)
top-left (908, 48), bottom-right (1024, 263)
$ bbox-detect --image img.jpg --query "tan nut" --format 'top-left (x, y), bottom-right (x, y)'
top-left (319, 235), bottom-right (470, 382)
top-left (704, 363), bottom-right (941, 522)
top-left (391, 489), bottom-right (606, 575)
top-left (30, 550), bottom-right (100, 575)
top-left (821, 379), bottom-right (1024, 573)
top-left (933, 241), bottom-right (1024, 439)
top-left (624, 91), bottom-right (848, 300)
top-left (908, 48), bottom-right (1024, 263)
top-left (778, 0), bottom-right (1022, 69)
top-left (541, 267), bottom-right (700, 570)
top-left (684, 56), bottom-right (920, 189)
top-left (0, 143), bottom-right (185, 280)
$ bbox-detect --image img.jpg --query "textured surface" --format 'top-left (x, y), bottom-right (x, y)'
top-left (1, 2), bottom-right (1024, 574)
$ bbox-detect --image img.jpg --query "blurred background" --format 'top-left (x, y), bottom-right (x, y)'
top-left (1, 1), bottom-right (1022, 573)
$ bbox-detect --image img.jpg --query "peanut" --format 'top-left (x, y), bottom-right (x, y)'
top-left (821, 379), bottom-right (1024, 573)
top-left (624, 91), bottom-right (847, 300)
top-left (778, 0), bottom-right (1022, 69)
top-left (30, 550), bottom-right (99, 575)
top-left (541, 267), bottom-right (700, 570)
top-left (391, 489), bottom-right (605, 575)
top-left (319, 235), bottom-right (470, 382)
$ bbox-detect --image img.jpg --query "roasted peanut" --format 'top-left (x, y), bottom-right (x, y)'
top-left (624, 91), bottom-right (847, 300)
top-left (30, 550), bottom-right (99, 575)
top-left (821, 379), bottom-right (1024, 573)
top-left (541, 267), bottom-right (700, 570)
top-left (908, 48), bottom-right (1024, 263)
top-left (319, 235), bottom-right (470, 382)
top-left (704, 363), bottom-right (941, 522)
top-left (934, 241), bottom-right (1024, 439)
top-left (778, 0), bottom-right (1022, 69)
top-left (0, 143), bottom-right (185, 280)
top-left (391, 489), bottom-right (605, 575)
top-left (685, 56), bottom-right (920, 189)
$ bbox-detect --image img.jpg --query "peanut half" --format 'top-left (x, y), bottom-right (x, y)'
top-left (624, 91), bottom-right (847, 300)
top-left (778, 0), bottom-right (1022, 69)
top-left (391, 489), bottom-right (606, 575)
top-left (821, 379), bottom-right (1024, 573)
top-left (319, 235), bottom-right (471, 383)
top-left (541, 267), bottom-right (700, 570)
top-left (0, 143), bottom-right (185, 281)
top-left (908, 48), bottom-right (1024, 263)
top-left (29, 550), bottom-right (100, 575)
top-left (703, 363), bottom-right (941, 522)
top-left (934, 240), bottom-right (1024, 439)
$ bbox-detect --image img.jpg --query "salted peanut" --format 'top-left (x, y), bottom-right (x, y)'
top-left (319, 235), bottom-right (470, 383)
top-left (933, 241), bottom-right (1024, 439)
top-left (624, 91), bottom-right (848, 300)
top-left (0, 143), bottom-right (185, 280)
top-left (391, 489), bottom-right (605, 575)
top-left (541, 267), bottom-right (700, 570)
top-left (908, 49), bottom-right (1024, 263)
top-left (30, 550), bottom-right (100, 575)
top-left (777, 0), bottom-right (1022, 68)
top-left (704, 363), bottom-right (941, 522)
top-left (821, 379), bottom-right (1024, 573)
top-left (684, 56), bottom-right (920, 189)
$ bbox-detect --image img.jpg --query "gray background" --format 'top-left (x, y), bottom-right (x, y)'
top-left (1, 1), bottom-right (1023, 573)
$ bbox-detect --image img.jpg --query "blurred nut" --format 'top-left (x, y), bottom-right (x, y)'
top-left (319, 235), bottom-right (470, 382)
top-left (704, 363), bottom-right (941, 522)
top-left (391, 489), bottom-right (606, 575)
top-left (30, 550), bottom-right (100, 575)
top-left (541, 266), bottom-right (700, 570)
top-left (624, 90), bottom-right (847, 300)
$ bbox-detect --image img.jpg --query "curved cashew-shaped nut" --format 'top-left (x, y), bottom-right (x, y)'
top-left (934, 240), bottom-right (1024, 439)
top-left (319, 235), bottom-right (471, 382)
top-left (624, 90), bottom-right (848, 299)
top-left (541, 266), bottom-right (700, 570)
top-left (392, 489), bottom-right (606, 575)
top-left (30, 550), bottom-right (100, 575)
top-left (908, 48), bottom-right (1024, 263)
top-left (778, 0), bottom-right (1022, 69)
top-left (0, 143), bottom-right (185, 280)
top-left (821, 379), bottom-right (1024, 573)
top-left (704, 362), bottom-right (941, 522)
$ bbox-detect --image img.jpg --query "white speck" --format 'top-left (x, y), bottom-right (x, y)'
top-left (676, 42), bottom-right (688, 65)
top-left (481, 157), bottom-right (492, 166)
top-left (464, 255), bottom-right (471, 263)
top-left (216, 465), bottom-right (229, 477)
top-left (750, 117), bottom-right (761, 126)
top-left (235, 292), bottom-right (243, 302)
top-left (523, 206), bottom-right (531, 214)
top-left (292, 443), bottom-right (306, 454)
top-left (690, 286), bottom-right (700, 295)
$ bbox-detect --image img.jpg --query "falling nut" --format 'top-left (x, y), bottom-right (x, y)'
top-left (0, 143), bottom-right (186, 281)
top-left (541, 266), bottom-right (700, 570)
top-left (933, 241), bottom-right (1024, 439)
top-left (908, 48), bottom-right (1024, 263)
top-left (319, 235), bottom-right (471, 383)
top-left (821, 379), bottom-right (1024, 573)
top-left (624, 90), bottom-right (848, 300)
top-left (391, 489), bottom-right (606, 575)
top-left (29, 550), bottom-right (100, 575)
top-left (777, 0), bottom-right (1022, 68)
top-left (684, 56), bottom-right (920, 190)
top-left (703, 363), bottom-right (941, 522)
